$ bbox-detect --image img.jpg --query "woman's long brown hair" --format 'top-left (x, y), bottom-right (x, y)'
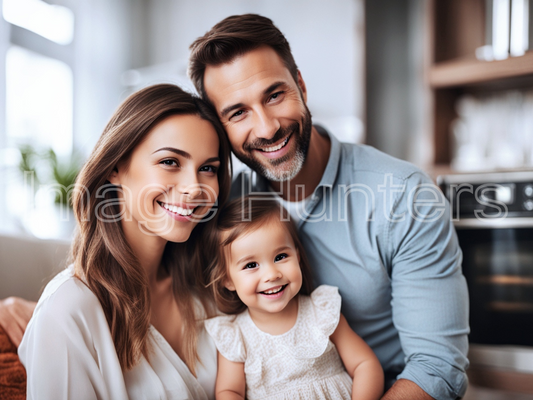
top-left (69, 84), bottom-right (231, 373)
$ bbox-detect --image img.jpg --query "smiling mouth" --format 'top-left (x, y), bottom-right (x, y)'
top-left (260, 284), bottom-right (288, 295)
top-left (158, 201), bottom-right (198, 217)
top-left (258, 134), bottom-right (292, 153)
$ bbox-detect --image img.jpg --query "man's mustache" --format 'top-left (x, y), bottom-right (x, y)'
top-left (244, 122), bottom-right (299, 151)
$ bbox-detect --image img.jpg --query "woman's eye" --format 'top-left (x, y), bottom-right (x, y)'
top-left (243, 262), bottom-right (258, 270)
top-left (274, 253), bottom-right (288, 262)
top-left (161, 159), bottom-right (178, 167)
top-left (200, 165), bottom-right (218, 174)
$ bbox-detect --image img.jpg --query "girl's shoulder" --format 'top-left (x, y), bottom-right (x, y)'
top-left (300, 284), bottom-right (342, 337)
top-left (204, 312), bottom-right (247, 363)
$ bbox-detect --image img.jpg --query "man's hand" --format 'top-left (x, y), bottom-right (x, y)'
top-left (381, 379), bottom-right (435, 400)
top-left (0, 297), bottom-right (37, 347)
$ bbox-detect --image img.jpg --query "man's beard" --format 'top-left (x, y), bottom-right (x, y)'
top-left (235, 107), bottom-right (313, 182)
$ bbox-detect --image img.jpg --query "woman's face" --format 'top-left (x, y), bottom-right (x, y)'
top-left (110, 114), bottom-right (221, 243)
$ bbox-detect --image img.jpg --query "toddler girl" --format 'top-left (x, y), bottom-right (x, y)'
top-left (205, 196), bottom-right (384, 400)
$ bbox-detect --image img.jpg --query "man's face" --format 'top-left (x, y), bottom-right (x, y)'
top-left (203, 46), bottom-right (312, 182)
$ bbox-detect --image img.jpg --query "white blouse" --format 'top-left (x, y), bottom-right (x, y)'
top-left (19, 267), bottom-right (217, 400)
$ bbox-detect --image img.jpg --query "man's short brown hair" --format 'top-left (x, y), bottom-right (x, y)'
top-left (188, 14), bottom-right (299, 103)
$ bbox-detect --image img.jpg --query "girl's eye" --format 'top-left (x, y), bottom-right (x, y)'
top-left (274, 253), bottom-right (288, 262)
top-left (243, 262), bottom-right (258, 270)
top-left (160, 159), bottom-right (179, 167)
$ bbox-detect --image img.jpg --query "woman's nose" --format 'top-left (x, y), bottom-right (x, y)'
top-left (178, 172), bottom-right (202, 199)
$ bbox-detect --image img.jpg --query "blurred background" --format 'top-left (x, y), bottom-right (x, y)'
top-left (1, 1), bottom-right (533, 397)
top-left (0, 0), bottom-right (369, 239)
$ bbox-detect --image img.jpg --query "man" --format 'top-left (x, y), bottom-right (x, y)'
top-left (188, 14), bottom-right (468, 400)
top-left (0, 13), bottom-right (468, 400)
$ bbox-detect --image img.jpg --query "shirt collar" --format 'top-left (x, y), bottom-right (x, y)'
top-left (313, 125), bottom-right (341, 191)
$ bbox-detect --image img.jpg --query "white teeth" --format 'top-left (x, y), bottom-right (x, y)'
top-left (263, 286), bottom-right (284, 294)
top-left (161, 203), bottom-right (194, 216)
top-left (261, 137), bottom-right (289, 153)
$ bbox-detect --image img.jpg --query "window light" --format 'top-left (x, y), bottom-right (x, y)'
top-left (2, 0), bottom-right (74, 45)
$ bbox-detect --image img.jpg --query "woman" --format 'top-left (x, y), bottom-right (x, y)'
top-left (17, 84), bottom-right (231, 399)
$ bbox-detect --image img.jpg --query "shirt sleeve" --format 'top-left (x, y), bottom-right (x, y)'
top-left (19, 277), bottom-right (123, 400)
top-left (387, 171), bottom-right (469, 399)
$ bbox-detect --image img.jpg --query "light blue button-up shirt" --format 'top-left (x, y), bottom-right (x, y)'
top-left (230, 127), bottom-right (469, 399)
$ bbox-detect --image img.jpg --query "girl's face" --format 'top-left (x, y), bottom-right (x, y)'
top-left (109, 114), bottom-right (220, 244)
top-left (224, 218), bottom-right (303, 317)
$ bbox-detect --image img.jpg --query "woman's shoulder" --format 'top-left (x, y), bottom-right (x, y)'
top-left (33, 265), bottom-right (103, 323)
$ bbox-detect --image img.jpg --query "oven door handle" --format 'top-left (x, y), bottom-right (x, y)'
top-left (454, 217), bottom-right (533, 229)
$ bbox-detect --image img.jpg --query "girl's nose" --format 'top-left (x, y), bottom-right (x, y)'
top-left (264, 263), bottom-right (283, 282)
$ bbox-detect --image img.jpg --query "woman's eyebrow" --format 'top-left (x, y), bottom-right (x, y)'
top-left (152, 147), bottom-right (191, 158)
top-left (204, 157), bottom-right (220, 164)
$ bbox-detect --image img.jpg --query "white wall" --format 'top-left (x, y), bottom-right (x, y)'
top-left (135, 0), bottom-right (366, 143)
top-left (70, 0), bottom-right (136, 152)
top-left (365, 0), bottom-right (430, 166)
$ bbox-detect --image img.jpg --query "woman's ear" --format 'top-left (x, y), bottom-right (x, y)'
top-left (297, 248), bottom-right (301, 263)
top-left (108, 166), bottom-right (120, 185)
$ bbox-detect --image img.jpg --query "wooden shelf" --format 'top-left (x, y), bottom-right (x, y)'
top-left (429, 51), bottom-right (533, 88)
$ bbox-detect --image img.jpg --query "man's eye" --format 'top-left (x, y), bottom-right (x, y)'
top-left (274, 253), bottom-right (288, 262)
top-left (230, 110), bottom-right (244, 119)
top-left (269, 91), bottom-right (284, 101)
top-left (243, 262), bottom-right (258, 270)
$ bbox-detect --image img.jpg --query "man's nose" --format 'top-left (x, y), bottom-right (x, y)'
top-left (253, 107), bottom-right (280, 140)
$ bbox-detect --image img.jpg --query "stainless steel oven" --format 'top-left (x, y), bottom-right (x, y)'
top-left (438, 171), bottom-right (533, 375)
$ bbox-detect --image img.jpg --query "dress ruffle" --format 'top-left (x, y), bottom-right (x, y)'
top-left (204, 314), bottom-right (245, 362)
top-left (280, 285), bottom-right (341, 360)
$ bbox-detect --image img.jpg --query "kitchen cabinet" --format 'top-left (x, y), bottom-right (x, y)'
top-left (426, 0), bottom-right (533, 170)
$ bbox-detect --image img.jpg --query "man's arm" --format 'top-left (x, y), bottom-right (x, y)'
top-left (0, 297), bottom-right (36, 347)
top-left (386, 172), bottom-right (469, 400)
top-left (381, 379), bottom-right (434, 400)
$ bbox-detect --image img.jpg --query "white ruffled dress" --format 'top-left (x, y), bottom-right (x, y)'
top-left (204, 285), bottom-right (353, 400)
